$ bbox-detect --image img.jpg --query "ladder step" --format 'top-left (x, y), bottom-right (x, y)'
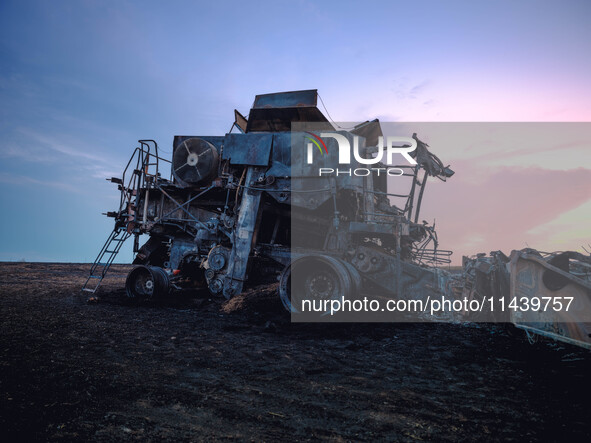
top-left (82, 227), bottom-right (129, 294)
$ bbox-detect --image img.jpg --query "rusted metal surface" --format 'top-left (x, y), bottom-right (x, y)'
top-left (246, 89), bottom-right (332, 133)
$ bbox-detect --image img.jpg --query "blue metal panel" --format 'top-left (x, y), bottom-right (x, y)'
top-left (222, 133), bottom-right (273, 166)
top-left (265, 133), bottom-right (292, 178)
top-left (252, 89), bottom-right (318, 109)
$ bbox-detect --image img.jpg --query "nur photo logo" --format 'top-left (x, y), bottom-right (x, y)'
top-left (304, 131), bottom-right (418, 177)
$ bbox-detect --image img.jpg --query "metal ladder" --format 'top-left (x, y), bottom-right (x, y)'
top-left (81, 226), bottom-right (131, 295)
top-left (81, 140), bottom-right (168, 296)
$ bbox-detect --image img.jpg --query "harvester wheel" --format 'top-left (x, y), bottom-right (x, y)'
top-left (125, 265), bottom-right (170, 300)
top-left (279, 255), bottom-right (360, 313)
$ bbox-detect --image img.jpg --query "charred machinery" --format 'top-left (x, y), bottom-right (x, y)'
top-left (83, 90), bottom-right (454, 311)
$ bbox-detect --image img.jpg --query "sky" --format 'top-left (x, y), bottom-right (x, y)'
top-left (0, 0), bottom-right (589, 264)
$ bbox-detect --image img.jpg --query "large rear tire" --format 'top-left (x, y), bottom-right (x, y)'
top-left (279, 255), bottom-right (360, 313)
top-left (125, 265), bottom-right (170, 300)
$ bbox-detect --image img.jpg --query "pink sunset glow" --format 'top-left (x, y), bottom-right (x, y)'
top-left (422, 164), bottom-right (591, 263)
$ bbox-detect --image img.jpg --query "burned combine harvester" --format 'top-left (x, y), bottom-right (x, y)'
top-left (83, 90), bottom-right (453, 311)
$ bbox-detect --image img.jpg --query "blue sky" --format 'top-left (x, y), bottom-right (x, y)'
top-left (0, 0), bottom-right (590, 262)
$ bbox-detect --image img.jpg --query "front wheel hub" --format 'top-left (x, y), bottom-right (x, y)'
top-left (125, 265), bottom-right (170, 299)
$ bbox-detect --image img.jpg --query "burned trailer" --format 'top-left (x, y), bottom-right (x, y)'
top-left (82, 90), bottom-right (454, 311)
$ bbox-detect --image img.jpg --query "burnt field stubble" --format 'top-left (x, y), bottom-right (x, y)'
top-left (0, 262), bottom-right (590, 441)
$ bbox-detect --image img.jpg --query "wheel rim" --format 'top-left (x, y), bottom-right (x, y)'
top-left (279, 255), bottom-right (359, 314)
top-left (126, 266), bottom-right (169, 299)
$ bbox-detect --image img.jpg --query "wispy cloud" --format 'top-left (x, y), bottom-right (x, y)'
top-left (0, 141), bottom-right (59, 163)
top-left (1, 127), bottom-right (124, 179)
top-left (14, 127), bottom-right (109, 163)
top-left (390, 78), bottom-right (431, 101)
top-left (0, 171), bottom-right (83, 194)
top-left (409, 80), bottom-right (430, 97)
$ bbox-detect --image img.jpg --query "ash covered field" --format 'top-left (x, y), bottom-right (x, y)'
top-left (1, 262), bottom-right (590, 441)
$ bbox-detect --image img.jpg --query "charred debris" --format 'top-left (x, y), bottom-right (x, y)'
top-left (455, 249), bottom-right (591, 349)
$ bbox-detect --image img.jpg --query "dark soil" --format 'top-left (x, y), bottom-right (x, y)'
top-left (1, 262), bottom-right (590, 442)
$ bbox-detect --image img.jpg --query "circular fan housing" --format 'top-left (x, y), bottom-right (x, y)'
top-left (172, 138), bottom-right (219, 187)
